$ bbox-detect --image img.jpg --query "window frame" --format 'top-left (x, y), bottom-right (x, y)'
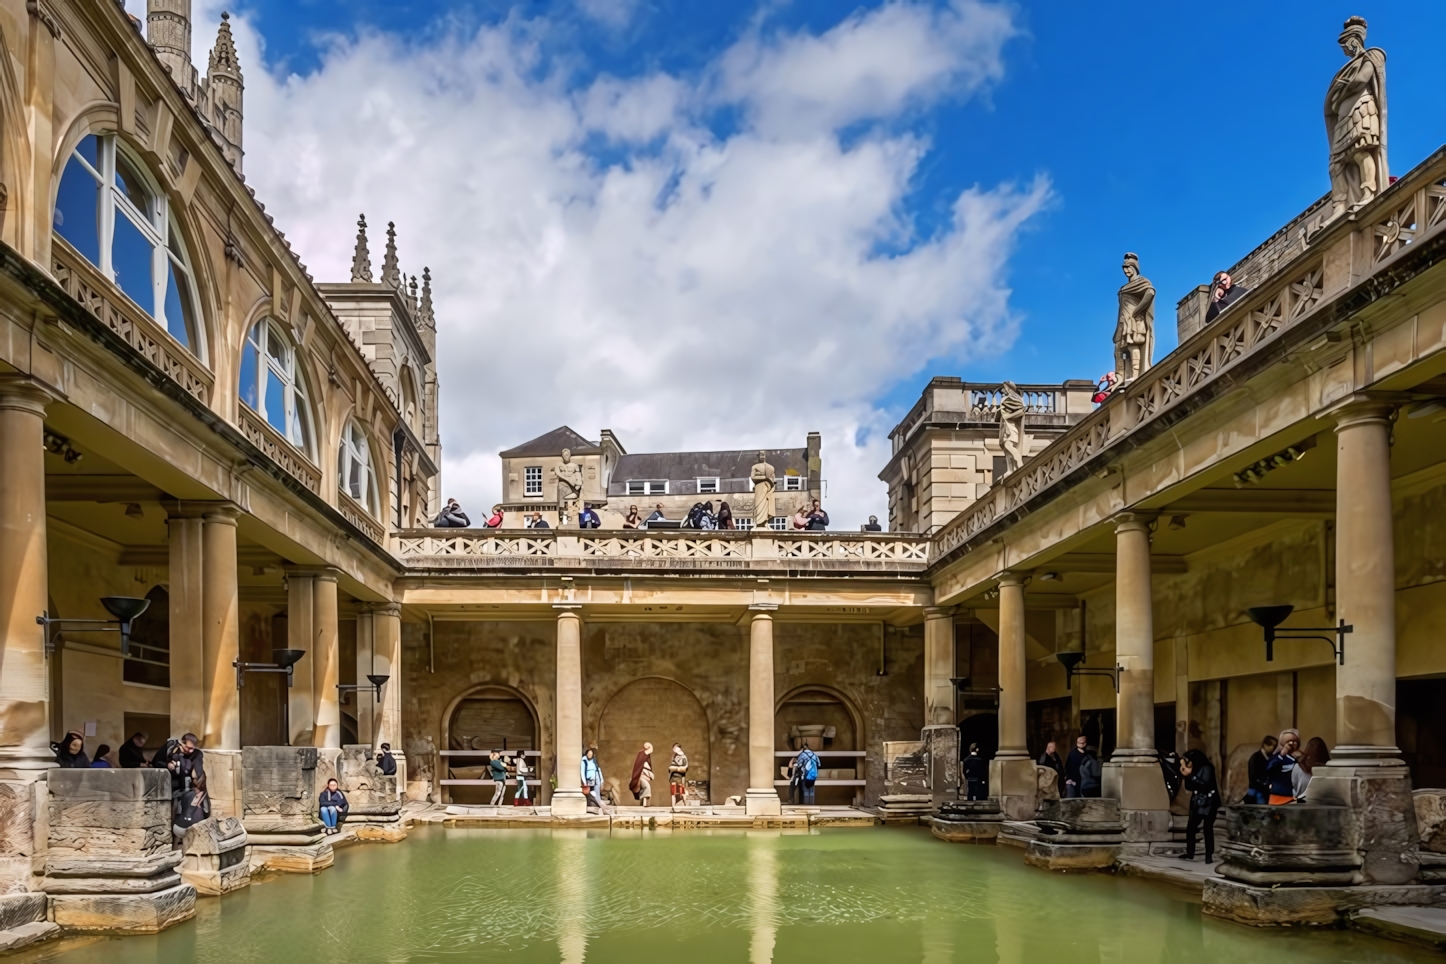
top-left (240, 318), bottom-right (315, 456)
top-left (338, 420), bottom-right (380, 516)
top-left (696, 477), bottom-right (720, 494)
top-left (524, 465), bottom-right (544, 497)
top-left (626, 480), bottom-right (667, 496)
top-left (780, 475), bottom-right (804, 491)
top-left (54, 132), bottom-right (204, 358)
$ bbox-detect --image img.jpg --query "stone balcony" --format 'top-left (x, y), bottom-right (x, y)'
top-left (394, 528), bottom-right (932, 575)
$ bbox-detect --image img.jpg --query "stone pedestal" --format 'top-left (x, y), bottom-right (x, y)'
top-left (1003, 798), bottom-right (1124, 871)
top-left (179, 817), bottom-right (250, 896)
top-left (1102, 759), bottom-right (1172, 845)
top-left (0, 894), bottom-right (55, 952)
top-left (42, 770), bottom-right (195, 934)
top-left (931, 799), bottom-right (1003, 843)
top-left (337, 745), bottom-right (406, 842)
top-left (241, 746), bottom-right (333, 874)
top-left (878, 741), bottom-right (931, 821)
top-left (202, 749), bottom-right (243, 820)
top-left (921, 725), bottom-right (959, 808)
top-left (991, 757), bottom-right (1039, 821)
top-left (1308, 762), bottom-right (1420, 885)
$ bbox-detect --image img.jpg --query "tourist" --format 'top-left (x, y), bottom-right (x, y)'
top-left (1245, 734), bottom-right (1278, 804)
top-left (1293, 737), bottom-right (1331, 802)
top-left (90, 744), bottom-right (114, 768)
top-left (805, 499), bottom-right (830, 531)
top-left (786, 751), bottom-right (802, 805)
top-left (791, 505), bottom-right (810, 530)
top-left (432, 498), bottom-right (470, 528)
top-left (319, 778), bottom-right (348, 835)
top-left (581, 748), bottom-right (606, 810)
top-left (963, 743), bottom-right (988, 801)
top-left (622, 505), bottom-right (643, 529)
top-left (167, 734), bottom-right (206, 822)
top-left (629, 742), bottom-right (654, 807)
top-left (483, 505), bottom-right (505, 528)
top-left (796, 745), bottom-right (820, 805)
top-left (669, 744), bottom-right (689, 807)
top-left (513, 750), bottom-right (531, 807)
top-left (51, 731), bottom-right (89, 768)
top-left (175, 772), bottom-right (211, 841)
top-left (1037, 740), bottom-right (1065, 793)
top-left (1064, 734), bottom-right (1088, 798)
top-left (1264, 728), bottom-right (1301, 805)
top-left (1078, 744), bottom-right (1102, 798)
top-left (645, 504), bottom-right (667, 526)
top-left (716, 502), bottom-right (735, 530)
top-left (863, 515), bottom-right (882, 531)
top-left (527, 512), bottom-right (549, 529)
top-left (1203, 271), bottom-right (1250, 323)
top-left (698, 501), bottom-right (717, 529)
top-left (578, 503), bottom-right (601, 529)
top-left (1160, 750), bottom-right (1182, 803)
top-left (488, 750), bottom-right (509, 806)
top-left (119, 732), bottom-right (149, 768)
top-left (684, 502), bottom-right (705, 528)
top-left (376, 743), bottom-right (398, 776)
top-left (1178, 749), bottom-right (1221, 863)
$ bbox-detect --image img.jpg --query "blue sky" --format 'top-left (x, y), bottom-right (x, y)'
top-left (171, 1), bottom-right (1446, 521)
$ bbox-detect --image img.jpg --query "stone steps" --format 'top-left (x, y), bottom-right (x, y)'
top-left (0, 921), bottom-right (60, 953)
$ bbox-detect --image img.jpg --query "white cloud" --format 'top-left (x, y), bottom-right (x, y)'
top-left (173, 1), bottom-right (1044, 528)
top-left (576, 0), bottom-right (641, 30)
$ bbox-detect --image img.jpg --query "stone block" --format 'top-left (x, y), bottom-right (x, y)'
top-left (883, 741), bottom-right (928, 797)
top-left (920, 727), bottom-right (959, 807)
top-left (0, 893), bottom-right (47, 931)
top-left (930, 812), bottom-right (1001, 843)
top-left (1308, 764), bottom-right (1420, 885)
top-left (180, 817), bottom-right (250, 897)
top-left (1218, 804), bottom-right (1360, 887)
top-left (1415, 789), bottom-right (1446, 853)
top-left (0, 921), bottom-right (59, 953)
top-left (1023, 840), bottom-right (1120, 871)
top-left (249, 841), bottom-right (334, 875)
top-left (50, 883), bottom-right (195, 934)
top-left (0, 780), bottom-right (40, 893)
top-left (242, 746), bottom-right (322, 834)
top-left (1036, 797), bottom-right (1120, 830)
top-left (339, 745), bottom-right (401, 816)
top-left (991, 757), bottom-right (1039, 821)
top-left (1203, 878), bottom-right (1446, 927)
top-left (202, 750), bottom-right (244, 820)
top-left (349, 822), bottom-right (407, 843)
top-left (46, 770), bottom-right (171, 862)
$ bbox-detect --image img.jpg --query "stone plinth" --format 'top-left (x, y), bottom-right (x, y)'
top-left (0, 894), bottom-right (56, 952)
top-left (1308, 762), bottom-right (1421, 886)
top-left (338, 746), bottom-right (405, 841)
top-left (241, 747), bottom-right (331, 873)
top-left (1414, 789), bottom-right (1446, 854)
top-left (1004, 798), bottom-right (1124, 871)
top-left (931, 799), bottom-right (1003, 843)
top-left (990, 757), bottom-right (1038, 821)
top-left (180, 817), bottom-right (250, 896)
top-left (1204, 878), bottom-right (1446, 927)
top-left (1218, 805), bottom-right (1361, 887)
top-left (1102, 759), bottom-right (1172, 845)
top-left (920, 726), bottom-right (959, 808)
top-left (42, 769), bottom-right (196, 934)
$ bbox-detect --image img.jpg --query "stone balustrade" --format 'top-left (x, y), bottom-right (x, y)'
top-left (395, 528), bottom-right (932, 573)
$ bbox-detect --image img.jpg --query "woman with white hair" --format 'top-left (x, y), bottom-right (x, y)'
top-left (1264, 728), bottom-right (1301, 805)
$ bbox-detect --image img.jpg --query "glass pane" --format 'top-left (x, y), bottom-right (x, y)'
top-left (292, 391), bottom-right (312, 452)
top-left (267, 330), bottom-right (287, 367)
top-left (348, 461), bottom-right (362, 500)
top-left (162, 257), bottom-right (195, 350)
top-left (111, 211), bottom-right (157, 315)
top-left (54, 158), bottom-right (102, 266)
top-left (239, 341), bottom-right (259, 410)
top-left (73, 134), bottom-right (101, 173)
top-left (265, 366), bottom-right (287, 434)
top-left (114, 152), bottom-right (155, 220)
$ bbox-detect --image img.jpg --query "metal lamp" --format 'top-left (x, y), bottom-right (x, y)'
top-left (1056, 651), bottom-right (1122, 692)
top-left (337, 674), bottom-right (390, 704)
top-left (37, 595), bottom-right (151, 656)
top-left (1246, 605), bottom-right (1350, 664)
top-left (233, 648), bottom-right (307, 689)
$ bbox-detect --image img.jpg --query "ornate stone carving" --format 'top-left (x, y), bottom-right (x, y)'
top-left (1114, 253), bottom-right (1155, 383)
top-left (349, 214), bottom-right (372, 282)
top-left (997, 381), bottom-right (1028, 476)
top-left (749, 451), bottom-right (776, 529)
top-left (1326, 16), bottom-right (1388, 221)
top-left (554, 448), bottom-right (584, 524)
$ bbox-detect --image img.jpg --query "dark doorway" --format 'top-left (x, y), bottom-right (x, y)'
top-left (1081, 708), bottom-right (1116, 761)
top-left (958, 713), bottom-right (999, 761)
top-left (1155, 703), bottom-right (1178, 758)
top-left (1029, 697), bottom-right (1072, 760)
top-left (1398, 679), bottom-right (1446, 789)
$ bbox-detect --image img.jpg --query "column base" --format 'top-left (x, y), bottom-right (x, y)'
top-left (1103, 753), bottom-right (1172, 843)
top-left (990, 755), bottom-right (1038, 820)
top-left (550, 788), bottom-right (588, 817)
top-left (202, 750), bottom-right (243, 820)
top-left (1307, 756), bottom-right (1419, 885)
top-left (745, 788), bottom-right (782, 817)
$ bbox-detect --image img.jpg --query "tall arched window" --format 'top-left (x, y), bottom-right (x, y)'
top-left (53, 133), bottom-right (201, 354)
top-left (338, 420), bottom-right (379, 515)
top-left (240, 319), bottom-right (313, 454)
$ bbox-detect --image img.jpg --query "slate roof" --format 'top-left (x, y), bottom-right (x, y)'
top-left (498, 425), bottom-right (600, 459)
top-left (608, 448), bottom-right (807, 497)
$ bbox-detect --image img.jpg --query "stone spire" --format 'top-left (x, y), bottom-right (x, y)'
top-left (350, 214), bottom-right (373, 283)
top-left (381, 221), bottom-right (401, 289)
top-left (202, 12), bottom-right (244, 175)
top-left (420, 267), bottom-right (435, 328)
top-left (409, 275), bottom-right (419, 314)
top-left (147, 0), bottom-right (198, 100)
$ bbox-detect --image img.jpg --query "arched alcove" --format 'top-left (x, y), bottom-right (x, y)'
top-left (597, 677), bottom-right (709, 805)
top-left (443, 685), bottom-right (538, 804)
top-left (958, 712), bottom-right (999, 762)
top-left (775, 685), bottom-right (864, 806)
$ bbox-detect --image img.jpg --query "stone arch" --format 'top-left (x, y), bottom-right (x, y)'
top-left (441, 684), bottom-right (539, 805)
top-left (597, 677), bottom-right (709, 805)
top-left (0, 23), bottom-right (31, 255)
top-left (775, 684), bottom-right (865, 805)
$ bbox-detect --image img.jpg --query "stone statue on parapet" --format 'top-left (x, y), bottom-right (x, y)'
top-left (555, 448), bottom-right (584, 525)
top-left (1325, 16), bottom-right (1387, 221)
top-left (750, 451), bottom-right (776, 530)
top-left (1114, 252), bottom-right (1155, 384)
top-left (997, 382), bottom-right (1029, 477)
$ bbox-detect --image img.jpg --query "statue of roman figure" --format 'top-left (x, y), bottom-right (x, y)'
top-left (555, 448), bottom-right (584, 525)
top-left (750, 451), bottom-right (776, 530)
top-left (1325, 16), bottom-right (1387, 221)
top-left (1114, 252), bottom-right (1155, 383)
top-left (997, 382), bottom-right (1029, 477)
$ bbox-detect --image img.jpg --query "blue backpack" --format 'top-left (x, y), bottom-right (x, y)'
top-left (801, 750), bottom-right (819, 780)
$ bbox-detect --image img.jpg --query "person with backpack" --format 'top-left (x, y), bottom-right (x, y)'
top-left (512, 750), bottom-right (531, 807)
top-left (1078, 743), bottom-right (1103, 798)
top-left (1178, 749), bottom-right (1221, 863)
top-left (796, 746), bottom-right (820, 805)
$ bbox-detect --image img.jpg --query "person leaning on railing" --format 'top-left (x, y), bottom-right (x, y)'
top-left (432, 498), bottom-right (470, 528)
top-left (1203, 271), bottom-right (1251, 324)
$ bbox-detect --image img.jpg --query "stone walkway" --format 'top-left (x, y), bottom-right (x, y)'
top-left (1113, 851), bottom-right (1223, 896)
top-left (1350, 907), bottom-right (1446, 949)
top-left (426, 803), bottom-right (876, 830)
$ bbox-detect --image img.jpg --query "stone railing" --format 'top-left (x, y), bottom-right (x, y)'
top-left (935, 150), bottom-right (1446, 562)
top-left (238, 407), bottom-right (322, 494)
top-left (396, 528), bottom-right (931, 573)
top-left (51, 239), bottom-right (214, 405)
top-left (338, 490), bottom-right (384, 544)
top-left (967, 385), bottom-right (1063, 419)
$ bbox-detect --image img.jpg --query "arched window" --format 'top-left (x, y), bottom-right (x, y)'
top-left (53, 133), bottom-right (201, 354)
top-left (338, 420), bottom-right (379, 515)
top-left (239, 319), bottom-right (313, 454)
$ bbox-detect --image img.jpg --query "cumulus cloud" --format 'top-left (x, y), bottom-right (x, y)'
top-left (160, 1), bottom-right (1045, 526)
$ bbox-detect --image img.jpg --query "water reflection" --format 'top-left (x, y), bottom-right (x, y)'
top-left (556, 830), bottom-right (589, 963)
top-left (747, 833), bottom-right (778, 964)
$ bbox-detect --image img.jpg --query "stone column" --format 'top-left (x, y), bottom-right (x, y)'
top-left (353, 609), bottom-right (376, 746)
top-left (285, 571), bottom-right (316, 747)
top-left (201, 506), bottom-right (241, 750)
top-left (165, 506), bottom-right (206, 739)
top-left (745, 606), bottom-right (781, 816)
top-left (1308, 398), bottom-right (1418, 884)
top-left (923, 607), bottom-right (955, 727)
top-left (311, 572), bottom-right (340, 750)
top-left (0, 380), bottom-right (53, 774)
top-left (552, 606), bottom-right (586, 816)
top-left (1103, 512), bottom-right (1170, 841)
top-left (371, 604), bottom-right (402, 750)
top-left (993, 573), bottom-right (1036, 818)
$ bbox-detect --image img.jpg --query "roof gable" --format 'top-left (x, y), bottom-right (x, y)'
top-left (498, 426), bottom-right (600, 459)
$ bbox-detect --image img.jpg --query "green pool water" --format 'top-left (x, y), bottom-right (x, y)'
top-left (18, 826), bottom-right (1434, 963)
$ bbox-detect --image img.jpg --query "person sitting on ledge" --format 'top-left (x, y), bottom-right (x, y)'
top-left (622, 504), bottom-right (643, 529)
top-left (791, 505), bottom-right (810, 530)
top-left (319, 778), bottom-right (348, 835)
top-left (1203, 271), bottom-right (1250, 324)
top-left (644, 503), bottom-right (666, 527)
top-left (526, 512), bottom-right (549, 529)
top-left (863, 515), bottom-right (882, 531)
top-left (432, 498), bottom-right (470, 528)
top-left (52, 731), bottom-right (89, 768)
top-left (376, 743), bottom-right (397, 776)
top-left (1264, 728), bottom-right (1301, 805)
top-left (120, 731), bottom-right (149, 768)
top-left (805, 499), bottom-right (830, 531)
top-left (483, 505), bottom-right (505, 528)
top-left (1245, 734), bottom-right (1278, 805)
top-left (716, 502), bottom-right (735, 530)
top-left (578, 503), bottom-right (601, 529)
top-left (90, 744), bottom-right (113, 768)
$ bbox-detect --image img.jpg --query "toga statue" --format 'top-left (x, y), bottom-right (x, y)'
top-left (749, 451), bottom-right (776, 529)
top-left (555, 448), bottom-right (584, 525)
top-left (997, 382), bottom-right (1029, 477)
top-left (1325, 17), bottom-right (1387, 221)
top-left (1114, 252), bottom-right (1155, 383)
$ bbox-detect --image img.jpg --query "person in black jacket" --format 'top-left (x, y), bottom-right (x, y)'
top-left (166, 734), bottom-right (206, 824)
top-left (433, 499), bottom-right (470, 528)
top-left (1178, 749), bottom-right (1221, 863)
top-left (319, 778), bottom-right (348, 834)
top-left (119, 732), bottom-right (150, 768)
top-left (805, 500), bottom-right (829, 531)
top-left (1064, 734), bottom-right (1088, 798)
top-left (1037, 741), bottom-right (1065, 795)
top-left (51, 731), bottom-right (90, 768)
top-left (1245, 734), bottom-right (1278, 804)
top-left (376, 743), bottom-right (398, 776)
top-left (962, 743), bottom-right (989, 801)
top-left (1078, 747), bottom-right (1102, 798)
top-left (1203, 271), bottom-right (1250, 323)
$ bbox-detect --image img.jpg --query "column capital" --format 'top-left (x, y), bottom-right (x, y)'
top-left (747, 603), bottom-right (777, 613)
top-left (283, 565), bottom-right (342, 582)
top-left (922, 605), bottom-right (956, 618)
top-left (1113, 510), bottom-right (1156, 534)
top-left (362, 602), bottom-right (402, 617)
top-left (202, 503), bottom-right (243, 525)
top-left (1322, 392), bottom-right (1408, 431)
top-left (0, 374), bottom-right (58, 414)
top-left (996, 572), bottom-right (1029, 589)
